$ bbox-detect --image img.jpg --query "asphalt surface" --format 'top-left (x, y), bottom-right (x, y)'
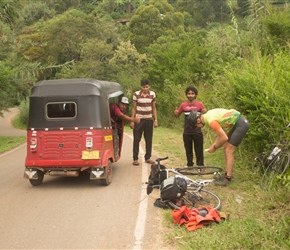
top-left (0, 108), bottom-right (169, 250)
top-left (0, 108), bottom-right (26, 136)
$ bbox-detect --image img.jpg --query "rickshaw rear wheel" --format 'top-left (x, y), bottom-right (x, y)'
top-left (101, 161), bottom-right (112, 186)
top-left (29, 170), bottom-right (44, 186)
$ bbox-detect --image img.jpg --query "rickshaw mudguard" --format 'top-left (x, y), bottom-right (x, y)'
top-left (101, 149), bottom-right (115, 166)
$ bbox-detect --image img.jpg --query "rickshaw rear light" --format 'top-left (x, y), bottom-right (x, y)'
top-left (30, 138), bottom-right (37, 152)
top-left (86, 137), bottom-right (93, 150)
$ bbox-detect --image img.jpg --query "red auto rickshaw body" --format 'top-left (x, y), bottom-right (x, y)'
top-left (24, 78), bottom-right (124, 186)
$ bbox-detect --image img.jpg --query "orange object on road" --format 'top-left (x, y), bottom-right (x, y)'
top-left (172, 206), bottom-right (221, 232)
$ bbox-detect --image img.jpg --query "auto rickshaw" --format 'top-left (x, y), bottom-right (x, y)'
top-left (24, 78), bottom-right (125, 186)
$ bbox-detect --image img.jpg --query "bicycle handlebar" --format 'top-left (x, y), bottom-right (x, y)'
top-left (156, 156), bottom-right (168, 163)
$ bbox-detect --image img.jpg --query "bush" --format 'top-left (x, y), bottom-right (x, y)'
top-left (224, 51), bottom-right (290, 150)
top-left (18, 99), bottom-right (30, 128)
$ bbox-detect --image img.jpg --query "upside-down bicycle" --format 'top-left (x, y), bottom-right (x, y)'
top-left (146, 156), bottom-right (223, 210)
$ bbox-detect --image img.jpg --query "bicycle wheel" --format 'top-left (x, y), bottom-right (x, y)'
top-left (175, 166), bottom-right (223, 176)
top-left (260, 151), bottom-right (290, 190)
top-left (167, 189), bottom-right (221, 211)
top-left (252, 152), bottom-right (268, 174)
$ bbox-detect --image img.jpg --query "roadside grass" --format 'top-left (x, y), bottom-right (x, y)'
top-left (0, 136), bottom-right (26, 154)
top-left (0, 114), bottom-right (26, 154)
top-left (132, 125), bottom-right (290, 250)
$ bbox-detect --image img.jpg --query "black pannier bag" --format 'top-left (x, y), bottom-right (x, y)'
top-left (160, 175), bottom-right (187, 201)
top-left (146, 164), bottom-right (167, 195)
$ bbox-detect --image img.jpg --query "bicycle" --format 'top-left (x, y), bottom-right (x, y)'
top-left (146, 156), bottom-right (223, 210)
top-left (253, 124), bottom-right (290, 190)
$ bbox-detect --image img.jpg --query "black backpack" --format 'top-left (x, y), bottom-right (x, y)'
top-left (146, 164), bottom-right (167, 195)
top-left (160, 176), bottom-right (187, 201)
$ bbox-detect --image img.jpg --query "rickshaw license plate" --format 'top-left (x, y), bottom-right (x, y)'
top-left (82, 150), bottom-right (100, 159)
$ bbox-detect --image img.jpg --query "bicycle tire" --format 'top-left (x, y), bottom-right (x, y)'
top-left (175, 166), bottom-right (223, 176)
top-left (252, 152), bottom-right (269, 174)
top-left (167, 189), bottom-right (221, 211)
top-left (260, 151), bottom-right (290, 190)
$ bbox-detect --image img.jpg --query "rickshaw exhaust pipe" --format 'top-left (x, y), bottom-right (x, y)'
top-left (49, 171), bottom-right (79, 177)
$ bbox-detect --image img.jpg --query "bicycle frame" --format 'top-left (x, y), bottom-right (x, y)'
top-left (147, 156), bottom-right (222, 210)
top-left (152, 167), bottom-right (217, 192)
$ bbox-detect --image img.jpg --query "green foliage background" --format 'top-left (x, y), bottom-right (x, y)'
top-left (0, 0), bottom-right (289, 172)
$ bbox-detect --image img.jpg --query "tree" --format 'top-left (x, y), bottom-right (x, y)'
top-left (150, 0), bottom-right (174, 13)
top-left (56, 39), bottom-right (114, 80)
top-left (0, 61), bottom-right (16, 115)
top-left (128, 1), bottom-right (185, 52)
top-left (145, 32), bottom-right (209, 91)
top-left (0, 0), bottom-right (20, 29)
top-left (108, 40), bottom-right (148, 95)
top-left (128, 5), bottom-right (163, 51)
top-left (176, 0), bottom-right (231, 28)
top-left (18, 1), bottom-right (56, 26)
top-left (264, 8), bottom-right (290, 50)
top-left (16, 8), bottom-right (119, 79)
top-left (46, 0), bottom-right (82, 14)
top-left (0, 21), bottom-right (15, 60)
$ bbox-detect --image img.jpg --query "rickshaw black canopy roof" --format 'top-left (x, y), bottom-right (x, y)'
top-left (31, 78), bottom-right (122, 98)
top-left (28, 79), bottom-right (123, 129)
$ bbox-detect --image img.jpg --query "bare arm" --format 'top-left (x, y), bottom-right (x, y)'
top-left (130, 101), bottom-right (137, 129)
top-left (120, 113), bottom-right (140, 123)
top-left (174, 107), bottom-right (181, 117)
top-left (152, 101), bottom-right (157, 120)
top-left (152, 101), bottom-right (158, 128)
top-left (208, 128), bottom-right (228, 153)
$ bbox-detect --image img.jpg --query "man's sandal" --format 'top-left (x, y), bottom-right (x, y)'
top-left (145, 159), bottom-right (155, 164)
top-left (133, 160), bottom-right (139, 166)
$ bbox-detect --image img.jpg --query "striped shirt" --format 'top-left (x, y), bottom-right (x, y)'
top-left (133, 90), bottom-right (156, 119)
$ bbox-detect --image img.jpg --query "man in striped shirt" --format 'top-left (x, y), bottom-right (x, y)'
top-left (130, 79), bottom-right (158, 166)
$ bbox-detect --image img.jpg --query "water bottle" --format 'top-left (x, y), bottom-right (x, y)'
top-left (272, 146), bottom-right (281, 156)
top-left (267, 146), bottom-right (281, 160)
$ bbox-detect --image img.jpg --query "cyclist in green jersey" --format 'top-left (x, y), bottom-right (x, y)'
top-left (188, 109), bottom-right (250, 186)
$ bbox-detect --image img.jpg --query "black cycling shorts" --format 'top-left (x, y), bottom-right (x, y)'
top-left (227, 116), bottom-right (250, 147)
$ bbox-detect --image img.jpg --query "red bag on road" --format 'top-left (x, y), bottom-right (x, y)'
top-left (172, 206), bottom-right (221, 232)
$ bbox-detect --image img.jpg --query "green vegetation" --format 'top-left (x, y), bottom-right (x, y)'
top-left (0, 112), bottom-right (26, 154)
top-left (0, 136), bottom-right (26, 153)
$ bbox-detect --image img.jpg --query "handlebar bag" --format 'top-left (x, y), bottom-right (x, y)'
top-left (150, 164), bottom-right (167, 185)
top-left (146, 164), bottom-right (166, 195)
top-left (160, 176), bottom-right (187, 201)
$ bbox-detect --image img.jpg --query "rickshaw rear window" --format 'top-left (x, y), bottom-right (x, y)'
top-left (46, 102), bottom-right (77, 119)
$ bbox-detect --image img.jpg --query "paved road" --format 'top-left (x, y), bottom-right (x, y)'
top-left (0, 108), bottom-right (26, 136)
top-left (0, 109), bottom-right (168, 249)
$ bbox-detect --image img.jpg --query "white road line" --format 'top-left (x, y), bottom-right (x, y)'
top-left (125, 133), bottom-right (148, 250)
top-left (4, 133), bottom-right (149, 249)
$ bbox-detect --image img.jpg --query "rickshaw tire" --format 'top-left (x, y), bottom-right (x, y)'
top-left (29, 170), bottom-right (44, 186)
top-left (101, 161), bottom-right (112, 186)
